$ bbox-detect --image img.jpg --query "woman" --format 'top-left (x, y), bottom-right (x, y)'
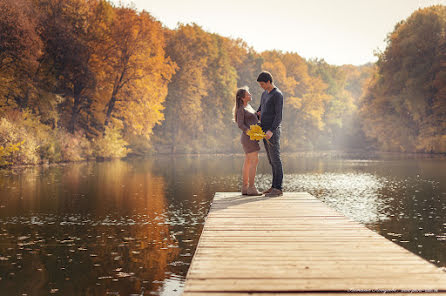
top-left (234, 87), bottom-right (262, 196)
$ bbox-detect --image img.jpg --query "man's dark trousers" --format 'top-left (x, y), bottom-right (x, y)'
top-left (263, 127), bottom-right (283, 190)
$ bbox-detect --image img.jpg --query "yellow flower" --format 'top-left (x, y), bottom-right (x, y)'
top-left (246, 124), bottom-right (266, 141)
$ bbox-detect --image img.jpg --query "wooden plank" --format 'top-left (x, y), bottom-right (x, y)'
top-left (194, 244), bottom-right (413, 250)
top-left (188, 264), bottom-right (443, 274)
top-left (187, 271), bottom-right (446, 279)
top-left (184, 278), bottom-right (446, 291)
top-left (183, 289), bottom-right (446, 296)
top-left (183, 192), bottom-right (446, 294)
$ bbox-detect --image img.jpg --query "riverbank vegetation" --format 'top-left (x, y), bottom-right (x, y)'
top-left (0, 0), bottom-right (444, 166)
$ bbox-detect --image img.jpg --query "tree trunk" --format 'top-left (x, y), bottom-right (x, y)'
top-left (104, 71), bottom-right (125, 128)
top-left (104, 92), bottom-right (117, 127)
top-left (69, 93), bottom-right (81, 133)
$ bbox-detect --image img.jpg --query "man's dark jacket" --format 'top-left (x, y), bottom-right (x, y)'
top-left (257, 87), bottom-right (284, 133)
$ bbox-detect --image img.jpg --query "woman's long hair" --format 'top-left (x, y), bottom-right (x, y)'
top-left (233, 86), bottom-right (248, 122)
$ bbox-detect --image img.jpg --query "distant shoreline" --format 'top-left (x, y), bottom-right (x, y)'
top-left (2, 150), bottom-right (445, 171)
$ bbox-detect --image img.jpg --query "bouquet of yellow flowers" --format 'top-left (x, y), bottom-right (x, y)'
top-left (246, 124), bottom-right (267, 141)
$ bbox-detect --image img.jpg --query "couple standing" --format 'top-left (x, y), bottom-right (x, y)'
top-left (235, 71), bottom-right (283, 197)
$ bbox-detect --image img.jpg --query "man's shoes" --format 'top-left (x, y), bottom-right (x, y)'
top-left (262, 187), bottom-right (273, 194)
top-left (247, 186), bottom-right (262, 196)
top-left (265, 188), bottom-right (283, 197)
top-left (241, 184), bottom-right (248, 195)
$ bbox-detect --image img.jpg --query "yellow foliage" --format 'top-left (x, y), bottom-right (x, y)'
top-left (246, 124), bottom-right (266, 141)
top-left (89, 5), bottom-right (175, 136)
top-left (0, 141), bottom-right (23, 167)
top-left (0, 116), bottom-right (39, 165)
top-left (93, 125), bottom-right (129, 159)
top-left (288, 96), bottom-right (302, 109)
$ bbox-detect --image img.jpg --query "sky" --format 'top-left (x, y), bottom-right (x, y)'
top-left (115, 0), bottom-right (446, 65)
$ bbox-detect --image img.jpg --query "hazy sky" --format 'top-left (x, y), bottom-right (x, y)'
top-left (116, 0), bottom-right (446, 65)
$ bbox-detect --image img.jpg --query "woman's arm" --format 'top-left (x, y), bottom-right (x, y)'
top-left (236, 107), bottom-right (249, 133)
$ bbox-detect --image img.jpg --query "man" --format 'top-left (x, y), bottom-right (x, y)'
top-left (256, 71), bottom-right (283, 197)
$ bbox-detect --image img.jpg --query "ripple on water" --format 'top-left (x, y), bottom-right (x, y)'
top-left (254, 172), bottom-right (391, 224)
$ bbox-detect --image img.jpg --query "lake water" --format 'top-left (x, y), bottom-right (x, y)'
top-left (0, 153), bottom-right (445, 295)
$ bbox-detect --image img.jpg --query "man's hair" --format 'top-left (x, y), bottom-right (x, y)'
top-left (257, 71), bottom-right (273, 83)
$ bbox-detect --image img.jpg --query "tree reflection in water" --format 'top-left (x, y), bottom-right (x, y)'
top-left (0, 154), bottom-right (445, 295)
top-left (0, 160), bottom-right (181, 295)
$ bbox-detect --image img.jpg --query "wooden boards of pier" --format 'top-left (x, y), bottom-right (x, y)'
top-left (182, 192), bottom-right (446, 295)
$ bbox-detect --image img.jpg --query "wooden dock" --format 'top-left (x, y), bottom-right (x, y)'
top-left (182, 192), bottom-right (446, 295)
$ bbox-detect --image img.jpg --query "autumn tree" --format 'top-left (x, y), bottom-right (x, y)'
top-left (200, 34), bottom-right (238, 152)
top-left (227, 39), bottom-right (264, 105)
top-left (89, 6), bottom-right (175, 149)
top-left (154, 24), bottom-right (215, 153)
top-left (360, 5), bottom-right (446, 152)
top-left (307, 60), bottom-right (373, 149)
top-left (35, 0), bottom-right (99, 133)
top-left (261, 51), bottom-right (330, 150)
top-left (0, 0), bottom-right (42, 111)
top-left (2, 0), bottom-right (414, 162)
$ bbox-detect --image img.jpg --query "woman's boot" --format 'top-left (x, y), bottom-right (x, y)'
top-left (247, 186), bottom-right (262, 196)
top-left (241, 184), bottom-right (248, 195)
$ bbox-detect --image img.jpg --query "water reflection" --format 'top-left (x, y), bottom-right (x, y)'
top-left (0, 154), bottom-right (445, 295)
top-left (0, 160), bottom-right (181, 295)
top-left (258, 172), bottom-right (390, 224)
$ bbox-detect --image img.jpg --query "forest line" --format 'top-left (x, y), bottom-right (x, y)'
top-left (0, 0), bottom-right (445, 166)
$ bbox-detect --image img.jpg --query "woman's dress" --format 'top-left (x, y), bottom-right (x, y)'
top-left (236, 105), bottom-right (261, 154)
